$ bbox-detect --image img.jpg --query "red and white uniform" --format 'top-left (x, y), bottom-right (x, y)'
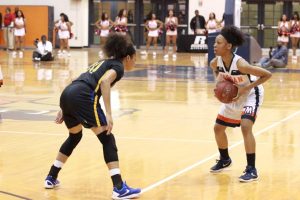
top-left (207, 19), bottom-right (218, 34)
top-left (166, 17), bottom-right (177, 36)
top-left (100, 20), bottom-right (110, 37)
top-left (148, 20), bottom-right (159, 37)
top-left (290, 20), bottom-right (300, 38)
top-left (278, 21), bottom-right (289, 42)
top-left (14, 17), bottom-right (25, 36)
top-left (216, 54), bottom-right (264, 127)
top-left (56, 20), bottom-right (70, 39)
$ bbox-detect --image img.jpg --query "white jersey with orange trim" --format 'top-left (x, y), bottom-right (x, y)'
top-left (215, 54), bottom-right (264, 127)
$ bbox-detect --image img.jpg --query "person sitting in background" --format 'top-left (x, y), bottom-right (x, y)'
top-left (33, 35), bottom-right (54, 61)
top-left (190, 10), bottom-right (206, 35)
top-left (258, 41), bottom-right (288, 68)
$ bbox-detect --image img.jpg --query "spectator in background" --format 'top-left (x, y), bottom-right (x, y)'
top-left (13, 10), bottom-right (26, 58)
top-left (115, 9), bottom-right (128, 36)
top-left (33, 35), bottom-right (54, 61)
top-left (94, 12), bottom-right (113, 57)
top-left (55, 13), bottom-right (72, 56)
top-left (3, 7), bottom-right (15, 51)
top-left (190, 10), bottom-right (206, 35)
top-left (206, 12), bottom-right (218, 34)
top-left (258, 41), bottom-right (288, 69)
top-left (277, 14), bottom-right (289, 46)
top-left (164, 9), bottom-right (178, 59)
top-left (289, 12), bottom-right (300, 61)
top-left (141, 13), bottom-right (163, 57)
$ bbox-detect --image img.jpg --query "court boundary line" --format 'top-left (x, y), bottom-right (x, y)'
top-left (141, 109), bottom-right (300, 194)
top-left (0, 191), bottom-right (32, 200)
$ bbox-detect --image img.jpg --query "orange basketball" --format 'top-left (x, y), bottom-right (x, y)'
top-left (214, 80), bottom-right (238, 103)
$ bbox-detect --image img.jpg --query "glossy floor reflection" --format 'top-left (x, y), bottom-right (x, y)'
top-left (0, 49), bottom-right (300, 200)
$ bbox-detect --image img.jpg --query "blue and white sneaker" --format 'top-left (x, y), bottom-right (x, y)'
top-left (210, 158), bottom-right (232, 173)
top-left (239, 166), bottom-right (259, 182)
top-left (44, 175), bottom-right (60, 189)
top-left (112, 181), bottom-right (141, 200)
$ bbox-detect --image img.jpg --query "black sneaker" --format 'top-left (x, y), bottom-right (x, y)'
top-left (210, 158), bottom-right (232, 173)
top-left (239, 166), bottom-right (258, 182)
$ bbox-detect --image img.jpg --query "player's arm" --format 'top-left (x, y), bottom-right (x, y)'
top-left (209, 57), bottom-right (219, 78)
top-left (100, 69), bottom-right (117, 134)
top-left (234, 58), bottom-right (272, 100)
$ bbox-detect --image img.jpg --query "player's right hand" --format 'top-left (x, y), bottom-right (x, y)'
top-left (106, 113), bottom-right (113, 135)
top-left (55, 110), bottom-right (64, 124)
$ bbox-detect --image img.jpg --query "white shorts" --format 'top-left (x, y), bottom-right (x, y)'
top-left (14, 28), bottom-right (25, 36)
top-left (100, 30), bottom-right (109, 37)
top-left (148, 30), bottom-right (159, 37)
top-left (166, 30), bottom-right (177, 36)
top-left (290, 32), bottom-right (300, 38)
top-left (277, 35), bottom-right (289, 43)
top-left (216, 86), bottom-right (264, 127)
top-left (59, 30), bottom-right (70, 39)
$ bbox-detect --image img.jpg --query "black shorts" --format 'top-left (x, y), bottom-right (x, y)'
top-left (60, 81), bottom-right (107, 129)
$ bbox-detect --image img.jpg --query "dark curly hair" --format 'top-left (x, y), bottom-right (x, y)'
top-left (220, 25), bottom-right (245, 47)
top-left (104, 33), bottom-right (136, 59)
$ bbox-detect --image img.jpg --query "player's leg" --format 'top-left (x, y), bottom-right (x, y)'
top-left (59, 39), bottom-right (63, 54)
top-left (45, 124), bottom-right (83, 188)
top-left (210, 104), bottom-right (241, 173)
top-left (13, 36), bottom-right (19, 56)
top-left (239, 118), bottom-right (258, 182)
top-left (91, 126), bottom-right (141, 200)
top-left (19, 36), bottom-right (24, 57)
top-left (239, 88), bottom-right (263, 182)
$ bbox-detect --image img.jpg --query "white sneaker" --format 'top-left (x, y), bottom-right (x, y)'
top-left (19, 51), bottom-right (23, 58)
top-left (163, 54), bottom-right (169, 59)
top-left (153, 52), bottom-right (157, 57)
top-left (58, 50), bottom-right (62, 55)
top-left (67, 52), bottom-right (71, 57)
top-left (12, 51), bottom-right (17, 58)
top-left (34, 57), bottom-right (41, 61)
top-left (141, 51), bottom-right (148, 55)
top-left (172, 54), bottom-right (177, 59)
top-left (292, 55), bottom-right (297, 60)
top-left (62, 50), bottom-right (66, 54)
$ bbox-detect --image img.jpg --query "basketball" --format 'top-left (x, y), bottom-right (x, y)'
top-left (214, 80), bottom-right (238, 103)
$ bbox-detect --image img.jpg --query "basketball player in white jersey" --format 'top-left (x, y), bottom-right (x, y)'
top-left (209, 26), bottom-right (272, 182)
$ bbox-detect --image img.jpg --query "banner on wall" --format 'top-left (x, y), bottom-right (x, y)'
top-left (177, 34), bottom-right (208, 53)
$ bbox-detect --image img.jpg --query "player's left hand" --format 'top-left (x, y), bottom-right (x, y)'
top-left (232, 85), bottom-right (249, 102)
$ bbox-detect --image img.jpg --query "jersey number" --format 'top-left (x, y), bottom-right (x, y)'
top-left (88, 61), bottom-right (104, 73)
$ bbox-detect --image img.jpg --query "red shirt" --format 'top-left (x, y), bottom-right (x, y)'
top-left (4, 13), bottom-right (14, 27)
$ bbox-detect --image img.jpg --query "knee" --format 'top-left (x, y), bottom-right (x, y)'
top-left (59, 131), bottom-right (82, 156)
top-left (97, 131), bottom-right (118, 163)
top-left (241, 124), bottom-right (252, 136)
top-left (214, 124), bottom-right (225, 135)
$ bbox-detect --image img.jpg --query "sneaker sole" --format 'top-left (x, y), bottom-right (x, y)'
top-left (44, 181), bottom-right (60, 189)
top-left (239, 177), bottom-right (259, 183)
top-left (112, 193), bottom-right (140, 200)
top-left (210, 162), bottom-right (232, 173)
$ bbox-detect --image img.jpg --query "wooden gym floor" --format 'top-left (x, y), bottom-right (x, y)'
top-left (0, 49), bottom-right (300, 200)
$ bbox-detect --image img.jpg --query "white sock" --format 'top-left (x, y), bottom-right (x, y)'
top-left (109, 168), bottom-right (121, 176)
top-left (53, 160), bottom-right (64, 168)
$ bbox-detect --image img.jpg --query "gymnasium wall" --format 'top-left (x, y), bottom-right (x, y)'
top-left (0, 0), bottom-right (89, 47)
top-left (188, 0), bottom-right (225, 34)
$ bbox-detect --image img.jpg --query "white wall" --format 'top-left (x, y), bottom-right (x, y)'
top-left (188, 0), bottom-right (226, 34)
top-left (1, 0), bottom-right (89, 47)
